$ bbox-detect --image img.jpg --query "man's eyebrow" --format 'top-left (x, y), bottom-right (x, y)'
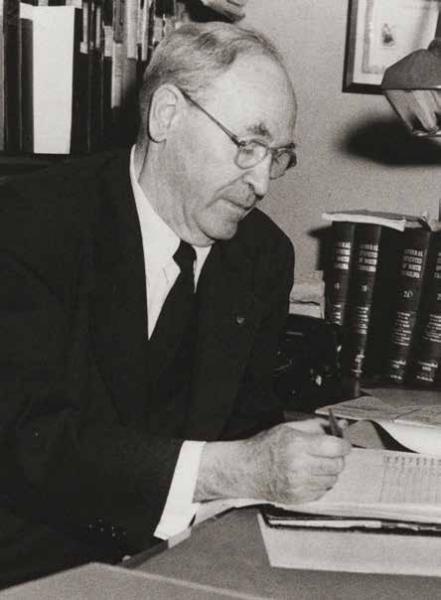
top-left (245, 122), bottom-right (272, 139)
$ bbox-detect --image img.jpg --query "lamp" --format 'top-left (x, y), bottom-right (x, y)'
top-left (381, 9), bottom-right (441, 137)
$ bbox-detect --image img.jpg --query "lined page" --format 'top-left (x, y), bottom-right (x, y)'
top-left (292, 448), bottom-right (441, 522)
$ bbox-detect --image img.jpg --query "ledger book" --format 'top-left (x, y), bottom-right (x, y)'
top-left (287, 447), bottom-right (441, 525)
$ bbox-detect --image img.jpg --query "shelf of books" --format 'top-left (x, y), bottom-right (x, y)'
top-left (0, 0), bottom-right (187, 159)
top-left (323, 209), bottom-right (441, 390)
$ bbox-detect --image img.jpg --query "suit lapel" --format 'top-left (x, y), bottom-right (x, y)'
top-left (91, 151), bottom-right (149, 425)
top-left (185, 240), bottom-right (264, 440)
top-left (90, 155), bottom-right (266, 436)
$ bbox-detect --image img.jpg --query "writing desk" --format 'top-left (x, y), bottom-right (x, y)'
top-left (130, 420), bottom-right (441, 599)
top-left (128, 506), bottom-right (441, 600)
top-left (2, 506), bottom-right (440, 600)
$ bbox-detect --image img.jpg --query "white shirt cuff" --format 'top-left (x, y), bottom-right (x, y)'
top-left (153, 440), bottom-right (205, 540)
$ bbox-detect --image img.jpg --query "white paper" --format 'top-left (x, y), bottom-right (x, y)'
top-left (317, 388), bottom-right (441, 455)
top-left (258, 513), bottom-right (441, 575)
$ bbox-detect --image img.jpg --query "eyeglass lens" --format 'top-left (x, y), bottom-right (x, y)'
top-left (236, 143), bottom-right (295, 179)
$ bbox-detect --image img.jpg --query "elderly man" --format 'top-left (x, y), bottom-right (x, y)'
top-left (0, 22), bottom-right (350, 588)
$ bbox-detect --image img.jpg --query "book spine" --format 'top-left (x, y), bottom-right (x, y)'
top-left (70, 6), bottom-right (84, 152)
top-left (112, 0), bottom-right (138, 145)
top-left (408, 232), bottom-right (441, 386)
top-left (324, 221), bottom-right (356, 327)
top-left (124, 0), bottom-right (137, 60)
top-left (110, 0), bottom-right (123, 140)
top-left (100, 0), bottom-right (112, 145)
top-left (146, 0), bottom-right (155, 63)
top-left (138, 0), bottom-right (149, 63)
top-left (341, 223), bottom-right (383, 379)
top-left (85, 0), bottom-right (97, 151)
top-left (4, 0), bottom-right (22, 152)
top-left (73, 0), bottom-right (92, 152)
top-left (20, 11), bottom-right (33, 152)
top-left (383, 227), bottom-right (432, 384)
top-left (0, 0), bottom-right (5, 151)
top-left (89, 0), bottom-right (103, 150)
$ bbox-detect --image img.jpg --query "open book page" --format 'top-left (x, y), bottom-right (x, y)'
top-left (397, 406), bottom-right (441, 427)
top-left (316, 387), bottom-right (441, 425)
top-left (316, 388), bottom-right (441, 454)
top-left (321, 210), bottom-right (426, 231)
top-left (291, 448), bottom-right (441, 523)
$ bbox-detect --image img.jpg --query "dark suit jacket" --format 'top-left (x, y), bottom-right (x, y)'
top-left (0, 150), bottom-right (294, 586)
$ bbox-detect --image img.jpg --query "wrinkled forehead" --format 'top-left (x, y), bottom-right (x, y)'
top-left (203, 53), bottom-right (296, 143)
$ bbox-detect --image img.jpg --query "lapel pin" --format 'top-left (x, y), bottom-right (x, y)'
top-left (235, 315), bottom-right (246, 326)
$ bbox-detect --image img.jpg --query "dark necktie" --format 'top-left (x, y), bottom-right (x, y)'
top-left (146, 241), bottom-right (198, 435)
top-left (149, 240), bottom-right (197, 355)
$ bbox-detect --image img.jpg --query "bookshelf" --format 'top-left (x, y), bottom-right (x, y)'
top-left (323, 210), bottom-right (441, 391)
top-left (0, 0), bottom-right (197, 167)
top-left (0, 154), bottom-right (71, 182)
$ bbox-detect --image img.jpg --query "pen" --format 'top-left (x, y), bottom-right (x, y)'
top-left (328, 408), bottom-right (343, 438)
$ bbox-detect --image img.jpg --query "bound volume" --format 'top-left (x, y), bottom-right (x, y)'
top-left (323, 209), bottom-right (441, 386)
top-left (324, 221), bottom-right (356, 327)
top-left (409, 231), bottom-right (441, 385)
top-left (263, 447), bottom-right (441, 533)
top-left (340, 222), bottom-right (382, 378)
top-left (382, 225), bottom-right (432, 383)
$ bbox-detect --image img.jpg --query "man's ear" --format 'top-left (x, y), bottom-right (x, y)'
top-left (148, 85), bottom-right (183, 142)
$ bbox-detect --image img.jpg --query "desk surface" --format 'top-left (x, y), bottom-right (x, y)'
top-left (3, 508), bottom-right (441, 600)
top-left (135, 507), bottom-right (441, 600)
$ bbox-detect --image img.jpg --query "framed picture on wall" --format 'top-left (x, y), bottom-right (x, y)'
top-left (344, 0), bottom-right (441, 94)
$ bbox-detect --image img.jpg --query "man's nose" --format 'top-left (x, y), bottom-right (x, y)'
top-left (242, 155), bottom-right (272, 197)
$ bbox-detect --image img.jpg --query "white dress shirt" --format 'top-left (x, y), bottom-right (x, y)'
top-left (129, 147), bottom-right (211, 540)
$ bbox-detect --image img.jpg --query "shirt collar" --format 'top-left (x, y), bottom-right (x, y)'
top-left (129, 146), bottom-right (211, 279)
top-left (130, 147), bottom-right (179, 280)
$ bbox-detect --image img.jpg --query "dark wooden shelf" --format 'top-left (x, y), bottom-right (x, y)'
top-left (0, 153), bottom-right (75, 180)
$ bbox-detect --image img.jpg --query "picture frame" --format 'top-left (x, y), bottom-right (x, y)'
top-left (343, 0), bottom-right (441, 94)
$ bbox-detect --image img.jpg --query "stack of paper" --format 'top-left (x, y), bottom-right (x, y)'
top-left (262, 506), bottom-right (441, 534)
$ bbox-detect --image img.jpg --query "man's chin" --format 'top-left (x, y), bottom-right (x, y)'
top-left (203, 221), bottom-right (239, 243)
top-left (199, 208), bottom-right (252, 243)
top-left (217, 214), bottom-right (245, 239)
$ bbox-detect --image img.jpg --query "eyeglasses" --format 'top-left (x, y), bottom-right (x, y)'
top-left (179, 89), bottom-right (297, 180)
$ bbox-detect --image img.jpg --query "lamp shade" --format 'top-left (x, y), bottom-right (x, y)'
top-left (381, 39), bottom-right (441, 136)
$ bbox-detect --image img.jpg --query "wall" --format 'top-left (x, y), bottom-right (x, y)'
top-left (243, 0), bottom-right (441, 278)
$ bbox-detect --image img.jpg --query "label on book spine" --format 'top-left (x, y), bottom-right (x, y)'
top-left (410, 233), bottom-right (441, 385)
top-left (325, 221), bottom-right (356, 327)
top-left (342, 223), bottom-right (382, 378)
top-left (384, 227), bottom-right (432, 384)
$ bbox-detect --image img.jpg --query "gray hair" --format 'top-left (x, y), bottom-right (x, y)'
top-left (137, 21), bottom-right (288, 139)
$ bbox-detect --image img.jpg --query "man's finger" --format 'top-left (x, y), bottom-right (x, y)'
top-left (306, 474), bottom-right (338, 491)
top-left (285, 418), bottom-right (325, 435)
top-left (310, 456), bottom-right (345, 476)
top-left (309, 435), bottom-right (352, 458)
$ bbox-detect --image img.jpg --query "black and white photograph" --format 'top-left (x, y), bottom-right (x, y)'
top-left (1, 1), bottom-right (441, 598)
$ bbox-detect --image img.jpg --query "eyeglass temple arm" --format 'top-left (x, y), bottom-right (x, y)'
top-left (180, 89), bottom-right (243, 146)
top-left (436, 6), bottom-right (441, 38)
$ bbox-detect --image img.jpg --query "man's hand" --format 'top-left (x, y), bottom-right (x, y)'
top-left (195, 419), bottom-right (351, 505)
top-left (200, 0), bottom-right (248, 22)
